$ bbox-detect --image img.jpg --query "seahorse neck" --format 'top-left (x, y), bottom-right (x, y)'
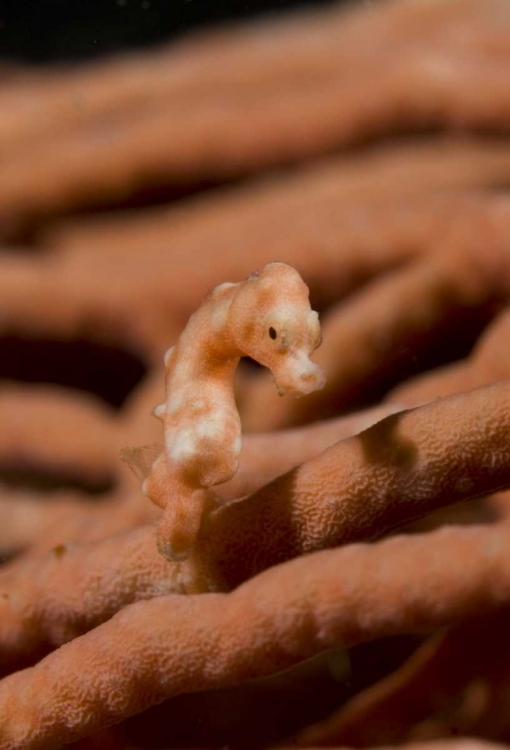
top-left (167, 288), bottom-right (243, 391)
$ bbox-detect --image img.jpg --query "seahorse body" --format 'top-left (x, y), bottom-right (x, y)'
top-left (142, 263), bottom-right (325, 561)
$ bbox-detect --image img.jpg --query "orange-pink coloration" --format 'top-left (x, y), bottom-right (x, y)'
top-left (141, 262), bottom-right (324, 560)
top-left (3, 1), bottom-right (510, 747)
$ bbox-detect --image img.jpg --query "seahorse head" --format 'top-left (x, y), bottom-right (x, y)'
top-left (228, 262), bottom-right (325, 396)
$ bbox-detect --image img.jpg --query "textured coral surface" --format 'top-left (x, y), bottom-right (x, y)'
top-left (2, 1), bottom-right (510, 748)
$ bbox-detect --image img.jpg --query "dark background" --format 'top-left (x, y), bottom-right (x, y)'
top-left (0, 0), bottom-right (340, 63)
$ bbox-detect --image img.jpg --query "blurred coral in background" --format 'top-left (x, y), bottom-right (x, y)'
top-left (2, 0), bottom-right (510, 747)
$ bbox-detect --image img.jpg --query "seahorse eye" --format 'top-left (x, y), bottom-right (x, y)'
top-left (269, 326), bottom-right (277, 340)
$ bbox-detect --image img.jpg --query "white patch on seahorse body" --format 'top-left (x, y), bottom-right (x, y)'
top-left (233, 436), bottom-right (242, 456)
top-left (195, 416), bottom-right (225, 440)
top-left (166, 394), bottom-right (184, 414)
top-left (214, 282), bottom-right (237, 293)
top-left (167, 429), bottom-right (197, 462)
top-left (152, 403), bottom-right (166, 419)
top-left (163, 346), bottom-right (175, 366)
top-left (210, 296), bottom-right (233, 332)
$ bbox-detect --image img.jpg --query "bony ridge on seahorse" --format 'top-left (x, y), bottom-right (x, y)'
top-left (140, 262), bottom-right (325, 562)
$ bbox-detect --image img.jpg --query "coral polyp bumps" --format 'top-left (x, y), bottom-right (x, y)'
top-left (140, 262), bottom-right (325, 561)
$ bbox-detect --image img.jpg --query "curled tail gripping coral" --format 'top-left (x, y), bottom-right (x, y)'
top-left (141, 262), bottom-right (325, 561)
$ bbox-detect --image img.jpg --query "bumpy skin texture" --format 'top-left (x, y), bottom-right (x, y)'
top-left (141, 262), bottom-right (324, 560)
top-left (2, 521), bottom-right (510, 749)
top-left (2, 380), bottom-right (510, 674)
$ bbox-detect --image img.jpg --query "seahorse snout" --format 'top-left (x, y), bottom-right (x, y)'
top-left (274, 352), bottom-right (325, 397)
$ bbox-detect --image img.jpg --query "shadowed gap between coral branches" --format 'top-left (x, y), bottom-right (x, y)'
top-left (0, 335), bottom-right (146, 407)
top-left (10, 128), bottom-right (507, 246)
top-left (0, 464), bottom-right (114, 496)
top-left (117, 636), bottom-right (422, 749)
top-left (0, 335), bottom-right (142, 492)
top-left (329, 301), bottom-right (500, 418)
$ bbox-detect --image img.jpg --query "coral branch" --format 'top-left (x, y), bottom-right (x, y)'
top-left (2, 0), bottom-right (510, 232)
top-left (219, 403), bottom-right (401, 501)
top-left (2, 522), bottom-right (510, 749)
top-left (3, 0), bottom-right (507, 157)
top-left (0, 526), bottom-right (167, 673)
top-left (2, 381), bottom-right (510, 670)
top-left (0, 487), bottom-right (156, 560)
top-left (0, 383), bottom-right (117, 489)
top-left (0, 402), bottom-right (397, 557)
top-left (205, 379), bottom-right (510, 586)
top-left (2, 152), bottom-right (509, 366)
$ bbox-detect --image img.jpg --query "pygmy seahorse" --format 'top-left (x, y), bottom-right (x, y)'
top-left (137, 262), bottom-right (325, 561)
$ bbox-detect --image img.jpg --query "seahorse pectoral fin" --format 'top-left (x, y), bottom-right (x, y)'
top-left (120, 443), bottom-right (163, 481)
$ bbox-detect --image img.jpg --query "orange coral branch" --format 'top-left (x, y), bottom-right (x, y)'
top-left (2, 150), bottom-right (509, 367)
top-left (3, 0), bottom-right (507, 157)
top-left (2, 0), bottom-right (510, 232)
top-left (0, 383), bottom-right (117, 489)
top-left (206, 379), bottom-right (510, 586)
top-left (2, 521), bottom-right (510, 749)
top-left (220, 403), bottom-right (400, 500)
top-left (0, 403), bottom-right (396, 557)
top-left (2, 380), bottom-right (510, 671)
